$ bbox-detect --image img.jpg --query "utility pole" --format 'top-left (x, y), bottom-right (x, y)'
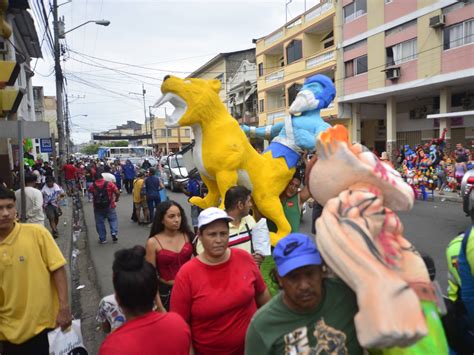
top-left (242, 66), bottom-right (246, 126)
top-left (53, 0), bottom-right (65, 182)
top-left (142, 84), bottom-right (147, 145)
top-left (148, 105), bottom-right (155, 148)
top-left (65, 94), bottom-right (70, 158)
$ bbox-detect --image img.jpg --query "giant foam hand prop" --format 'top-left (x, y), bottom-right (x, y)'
top-left (308, 125), bottom-right (436, 348)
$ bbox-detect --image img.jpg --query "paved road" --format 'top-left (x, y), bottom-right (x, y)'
top-left (83, 190), bottom-right (471, 298)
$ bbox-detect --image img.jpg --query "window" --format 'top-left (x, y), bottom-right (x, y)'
top-left (286, 40), bottom-right (302, 65)
top-left (184, 129), bottom-right (190, 137)
top-left (258, 63), bottom-right (264, 77)
top-left (344, 0), bottom-right (367, 23)
top-left (345, 55), bottom-right (368, 77)
top-left (287, 83), bottom-right (302, 106)
top-left (384, 0), bottom-right (393, 3)
top-left (322, 31), bottom-right (334, 49)
top-left (386, 38), bottom-right (417, 65)
top-left (160, 129), bottom-right (166, 136)
top-left (344, 39), bottom-right (366, 53)
top-left (215, 73), bottom-right (224, 86)
top-left (444, 20), bottom-right (474, 50)
top-left (385, 20), bottom-right (416, 36)
top-left (167, 128), bottom-right (173, 136)
top-left (259, 99), bottom-right (264, 113)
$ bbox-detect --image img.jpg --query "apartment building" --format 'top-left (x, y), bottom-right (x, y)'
top-left (337, 0), bottom-right (474, 158)
top-left (188, 49), bottom-right (259, 125)
top-left (0, 2), bottom-right (42, 185)
top-left (147, 116), bottom-right (192, 154)
top-left (255, 1), bottom-right (344, 128)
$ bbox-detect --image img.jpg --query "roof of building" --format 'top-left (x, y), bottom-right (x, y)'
top-left (187, 48), bottom-right (255, 78)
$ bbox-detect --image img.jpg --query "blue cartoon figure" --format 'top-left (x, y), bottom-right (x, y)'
top-left (242, 74), bottom-right (335, 168)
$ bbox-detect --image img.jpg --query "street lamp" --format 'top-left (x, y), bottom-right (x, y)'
top-left (52, 0), bottom-right (110, 180)
top-left (59, 20), bottom-right (110, 38)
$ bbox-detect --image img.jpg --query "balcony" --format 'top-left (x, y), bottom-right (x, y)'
top-left (306, 48), bottom-right (335, 70)
top-left (266, 108), bottom-right (287, 125)
top-left (258, 1), bottom-right (334, 52)
top-left (265, 69), bottom-right (285, 84)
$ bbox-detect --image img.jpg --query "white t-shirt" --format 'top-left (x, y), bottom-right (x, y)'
top-left (15, 186), bottom-right (45, 225)
top-left (41, 183), bottom-right (64, 207)
top-left (96, 294), bottom-right (126, 331)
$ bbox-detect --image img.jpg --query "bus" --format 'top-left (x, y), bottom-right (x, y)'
top-left (97, 146), bottom-right (154, 161)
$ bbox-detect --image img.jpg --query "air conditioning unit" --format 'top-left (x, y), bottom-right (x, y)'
top-left (385, 66), bottom-right (401, 80)
top-left (429, 15), bottom-right (445, 28)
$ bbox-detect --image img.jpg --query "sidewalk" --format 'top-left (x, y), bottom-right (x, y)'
top-left (427, 190), bottom-right (462, 203)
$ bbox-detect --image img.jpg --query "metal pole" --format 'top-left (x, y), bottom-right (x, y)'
top-left (164, 107), bottom-right (169, 154)
top-left (142, 84), bottom-right (147, 146)
top-left (51, 132), bottom-right (58, 178)
top-left (65, 94), bottom-right (70, 158)
top-left (18, 120), bottom-right (26, 222)
top-left (53, 0), bottom-right (66, 184)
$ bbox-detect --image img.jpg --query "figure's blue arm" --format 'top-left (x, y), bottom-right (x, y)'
top-left (241, 122), bottom-right (284, 141)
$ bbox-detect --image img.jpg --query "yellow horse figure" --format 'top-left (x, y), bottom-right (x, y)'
top-left (155, 75), bottom-right (294, 245)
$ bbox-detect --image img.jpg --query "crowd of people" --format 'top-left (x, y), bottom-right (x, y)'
top-left (394, 140), bottom-right (473, 195)
top-left (1, 148), bottom-right (473, 355)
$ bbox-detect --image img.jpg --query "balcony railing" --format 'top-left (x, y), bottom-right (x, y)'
top-left (305, 1), bottom-right (333, 22)
top-left (266, 109), bottom-right (286, 125)
top-left (306, 49), bottom-right (335, 70)
top-left (264, 30), bottom-right (284, 46)
top-left (261, 1), bottom-right (334, 49)
top-left (265, 69), bottom-right (284, 84)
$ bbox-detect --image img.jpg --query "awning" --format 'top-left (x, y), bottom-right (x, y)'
top-left (426, 110), bottom-right (474, 119)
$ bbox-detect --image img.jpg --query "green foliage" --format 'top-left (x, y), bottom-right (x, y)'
top-left (80, 144), bottom-right (100, 155)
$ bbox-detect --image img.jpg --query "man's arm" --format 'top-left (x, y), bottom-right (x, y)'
top-left (52, 266), bottom-right (72, 329)
top-left (256, 289), bottom-right (271, 308)
top-left (245, 323), bottom-right (269, 355)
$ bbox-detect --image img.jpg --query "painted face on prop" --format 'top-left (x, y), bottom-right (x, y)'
top-left (307, 125), bottom-right (446, 351)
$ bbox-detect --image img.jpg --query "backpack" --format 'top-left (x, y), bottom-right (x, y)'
top-left (93, 182), bottom-right (110, 209)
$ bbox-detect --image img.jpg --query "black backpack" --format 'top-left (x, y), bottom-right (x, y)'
top-left (93, 182), bottom-right (110, 209)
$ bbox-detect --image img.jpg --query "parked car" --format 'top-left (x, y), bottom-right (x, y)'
top-left (162, 154), bottom-right (188, 192)
top-left (461, 170), bottom-right (474, 223)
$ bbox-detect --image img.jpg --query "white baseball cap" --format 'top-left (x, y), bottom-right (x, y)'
top-left (197, 207), bottom-right (233, 229)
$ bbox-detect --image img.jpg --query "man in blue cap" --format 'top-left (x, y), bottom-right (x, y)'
top-left (245, 233), bottom-right (362, 354)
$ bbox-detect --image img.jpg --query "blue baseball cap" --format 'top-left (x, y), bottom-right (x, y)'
top-left (273, 233), bottom-right (322, 276)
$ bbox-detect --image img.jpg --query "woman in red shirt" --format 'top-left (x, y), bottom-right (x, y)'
top-left (145, 200), bottom-right (194, 312)
top-left (171, 207), bottom-right (271, 355)
top-left (99, 246), bottom-right (191, 355)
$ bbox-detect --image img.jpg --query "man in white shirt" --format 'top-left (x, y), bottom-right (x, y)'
top-left (15, 173), bottom-right (45, 225)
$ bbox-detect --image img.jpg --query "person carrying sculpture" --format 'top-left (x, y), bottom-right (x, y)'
top-left (245, 233), bottom-right (362, 354)
top-left (194, 185), bottom-right (265, 267)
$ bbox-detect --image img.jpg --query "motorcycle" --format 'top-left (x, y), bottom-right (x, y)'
top-left (460, 170), bottom-right (474, 223)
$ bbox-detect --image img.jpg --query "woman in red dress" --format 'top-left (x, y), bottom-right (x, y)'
top-left (145, 200), bottom-right (194, 311)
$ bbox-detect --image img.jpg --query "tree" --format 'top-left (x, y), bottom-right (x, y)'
top-left (80, 143), bottom-right (100, 155)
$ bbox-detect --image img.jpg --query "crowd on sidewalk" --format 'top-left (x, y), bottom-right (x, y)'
top-left (391, 137), bottom-right (474, 196)
top-left (1, 149), bottom-right (473, 355)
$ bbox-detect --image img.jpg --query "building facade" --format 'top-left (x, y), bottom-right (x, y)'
top-left (0, 1), bottom-right (42, 185)
top-left (188, 48), bottom-right (258, 123)
top-left (255, 1), bottom-right (342, 128)
top-left (148, 116), bottom-right (192, 154)
top-left (337, 0), bottom-right (474, 158)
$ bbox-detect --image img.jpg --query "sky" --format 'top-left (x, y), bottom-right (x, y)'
top-left (31, 0), bottom-right (321, 144)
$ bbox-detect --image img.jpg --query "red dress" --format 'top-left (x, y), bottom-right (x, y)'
top-left (154, 234), bottom-right (193, 281)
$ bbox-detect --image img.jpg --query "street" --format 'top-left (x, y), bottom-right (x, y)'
top-left (83, 190), bottom-right (471, 298)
